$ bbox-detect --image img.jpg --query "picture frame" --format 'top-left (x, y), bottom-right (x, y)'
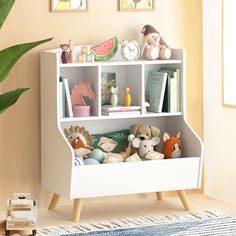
top-left (222, 0), bottom-right (236, 108)
top-left (51, 0), bottom-right (88, 12)
top-left (119, 0), bottom-right (155, 11)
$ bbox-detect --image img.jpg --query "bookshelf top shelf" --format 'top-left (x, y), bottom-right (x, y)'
top-left (58, 59), bottom-right (182, 68)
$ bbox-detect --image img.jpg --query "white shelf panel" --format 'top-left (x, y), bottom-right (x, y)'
top-left (70, 157), bottom-right (200, 198)
top-left (60, 112), bottom-right (182, 122)
top-left (59, 59), bottom-right (182, 68)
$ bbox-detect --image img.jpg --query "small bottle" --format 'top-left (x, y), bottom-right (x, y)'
top-left (124, 86), bottom-right (131, 106)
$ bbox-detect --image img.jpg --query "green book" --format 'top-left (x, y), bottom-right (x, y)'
top-left (146, 71), bottom-right (168, 113)
top-left (160, 68), bottom-right (181, 112)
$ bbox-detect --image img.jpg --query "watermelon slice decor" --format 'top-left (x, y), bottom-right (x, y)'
top-left (91, 36), bottom-right (118, 61)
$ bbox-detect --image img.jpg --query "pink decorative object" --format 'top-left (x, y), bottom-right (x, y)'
top-left (72, 105), bottom-right (90, 117)
top-left (71, 78), bottom-right (96, 106)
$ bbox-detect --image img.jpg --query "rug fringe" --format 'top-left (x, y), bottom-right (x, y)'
top-left (36, 209), bottom-right (229, 235)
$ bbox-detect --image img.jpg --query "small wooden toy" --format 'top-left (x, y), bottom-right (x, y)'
top-left (77, 53), bottom-right (87, 63)
top-left (82, 46), bottom-right (91, 54)
top-left (103, 152), bottom-right (127, 164)
top-left (60, 43), bottom-right (69, 63)
top-left (110, 86), bottom-right (119, 106)
top-left (64, 125), bottom-right (93, 158)
top-left (124, 85), bottom-right (132, 106)
top-left (162, 131), bottom-right (182, 159)
top-left (71, 78), bottom-right (96, 106)
top-left (69, 39), bottom-right (75, 63)
top-left (125, 153), bottom-right (142, 162)
top-left (86, 53), bottom-right (94, 63)
top-left (132, 137), bottom-right (160, 160)
top-left (145, 151), bottom-right (164, 160)
top-left (6, 193), bottom-right (37, 236)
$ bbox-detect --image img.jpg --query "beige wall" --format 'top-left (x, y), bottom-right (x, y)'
top-left (203, 0), bottom-right (236, 205)
top-left (0, 0), bottom-right (202, 209)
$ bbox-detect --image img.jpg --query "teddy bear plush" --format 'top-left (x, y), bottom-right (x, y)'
top-left (129, 124), bottom-right (160, 140)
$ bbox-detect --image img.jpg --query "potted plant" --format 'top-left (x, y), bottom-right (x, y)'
top-left (0, 0), bottom-right (52, 114)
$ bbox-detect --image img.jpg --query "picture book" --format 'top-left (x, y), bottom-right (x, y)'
top-left (101, 72), bottom-right (116, 105)
top-left (146, 71), bottom-right (168, 113)
top-left (61, 77), bottom-right (73, 117)
top-left (160, 67), bottom-right (181, 112)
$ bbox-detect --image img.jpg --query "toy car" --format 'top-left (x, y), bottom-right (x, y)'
top-left (5, 193), bottom-right (38, 236)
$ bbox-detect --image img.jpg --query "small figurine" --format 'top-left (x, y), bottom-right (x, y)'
top-left (110, 86), bottom-right (119, 106)
top-left (60, 43), bottom-right (69, 63)
top-left (71, 78), bottom-right (96, 106)
top-left (162, 131), bottom-right (182, 159)
top-left (124, 85), bottom-right (132, 106)
top-left (68, 39), bottom-right (75, 63)
top-left (77, 53), bottom-right (87, 63)
top-left (144, 101), bottom-right (150, 113)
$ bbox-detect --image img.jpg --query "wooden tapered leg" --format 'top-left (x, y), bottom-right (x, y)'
top-left (177, 190), bottom-right (191, 211)
top-left (156, 192), bottom-right (163, 200)
top-left (48, 193), bottom-right (60, 210)
top-left (72, 199), bottom-right (83, 222)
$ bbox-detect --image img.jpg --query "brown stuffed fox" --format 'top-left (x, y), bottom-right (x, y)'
top-left (162, 131), bottom-right (182, 159)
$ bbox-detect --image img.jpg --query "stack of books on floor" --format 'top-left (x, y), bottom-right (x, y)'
top-left (146, 67), bottom-right (181, 113)
top-left (102, 105), bottom-right (141, 116)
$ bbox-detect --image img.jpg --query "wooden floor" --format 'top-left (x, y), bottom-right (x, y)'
top-left (1, 193), bottom-right (236, 228)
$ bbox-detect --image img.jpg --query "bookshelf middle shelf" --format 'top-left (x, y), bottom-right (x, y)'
top-left (59, 61), bottom-right (183, 119)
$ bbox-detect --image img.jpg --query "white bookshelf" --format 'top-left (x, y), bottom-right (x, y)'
top-left (40, 48), bottom-right (203, 221)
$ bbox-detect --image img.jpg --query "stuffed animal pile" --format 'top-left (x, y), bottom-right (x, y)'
top-left (64, 124), bottom-right (182, 166)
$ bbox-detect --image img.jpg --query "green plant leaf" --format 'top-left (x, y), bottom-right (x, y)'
top-left (0, 0), bottom-right (15, 29)
top-left (0, 88), bottom-right (29, 114)
top-left (0, 37), bottom-right (53, 84)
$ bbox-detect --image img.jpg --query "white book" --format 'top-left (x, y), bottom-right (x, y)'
top-left (102, 111), bottom-right (141, 116)
top-left (59, 81), bottom-right (65, 118)
top-left (102, 105), bottom-right (141, 112)
top-left (176, 68), bottom-right (181, 112)
top-left (62, 77), bottom-right (73, 118)
top-left (170, 76), bottom-right (176, 113)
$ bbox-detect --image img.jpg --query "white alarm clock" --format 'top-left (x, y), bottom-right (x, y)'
top-left (121, 40), bottom-right (140, 61)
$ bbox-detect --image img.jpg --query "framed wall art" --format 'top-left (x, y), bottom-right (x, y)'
top-left (51, 0), bottom-right (88, 12)
top-left (222, 0), bottom-right (236, 108)
top-left (119, 0), bottom-right (155, 11)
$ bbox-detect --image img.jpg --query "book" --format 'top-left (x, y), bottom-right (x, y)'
top-left (102, 111), bottom-right (141, 116)
top-left (59, 79), bottom-right (65, 118)
top-left (160, 67), bottom-right (181, 112)
top-left (101, 72), bottom-right (116, 105)
top-left (146, 71), bottom-right (168, 113)
top-left (61, 77), bottom-right (73, 118)
top-left (102, 105), bottom-right (141, 112)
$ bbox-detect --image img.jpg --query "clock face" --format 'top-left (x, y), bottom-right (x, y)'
top-left (122, 41), bottom-right (140, 61)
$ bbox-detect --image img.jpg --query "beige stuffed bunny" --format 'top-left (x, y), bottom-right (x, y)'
top-left (140, 25), bottom-right (171, 60)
